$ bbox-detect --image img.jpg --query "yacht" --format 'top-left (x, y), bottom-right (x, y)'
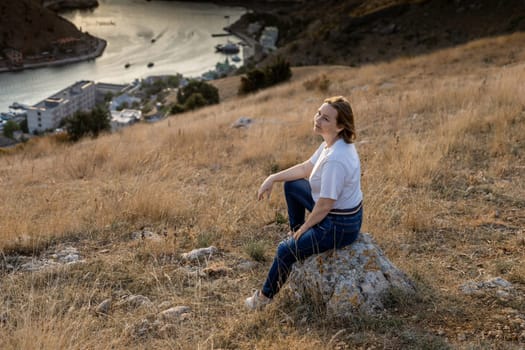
top-left (215, 41), bottom-right (239, 54)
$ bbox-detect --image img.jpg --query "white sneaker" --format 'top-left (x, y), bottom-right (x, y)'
top-left (245, 290), bottom-right (271, 310)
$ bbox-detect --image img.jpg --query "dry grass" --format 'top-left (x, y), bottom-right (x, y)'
top-left (1, 32), bottom-right (525, 349)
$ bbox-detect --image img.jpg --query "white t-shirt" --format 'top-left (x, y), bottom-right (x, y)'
top-left (308, 138), bottom-right (362, 209)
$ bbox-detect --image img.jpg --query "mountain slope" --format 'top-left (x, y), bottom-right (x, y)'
top-left (228, 0), bottom-right (525, 67)
top-left (0, 30), bottom-right (524, 348)
top-left (0, 0), bottom-right (88, 55)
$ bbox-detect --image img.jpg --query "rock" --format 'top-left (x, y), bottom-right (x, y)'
top-left (460, 277), bottom-right (514, 295)
top-left (128, 318), bottom-right (155, 339)
top-left (201, 264), bottom-right (232, 278)
top-left (121, 295), bottom-right (154, 310)
top-left (237, 260), bottom-right (258, 271)
top-left (285, 233), bottom-right (415, 317)
top-left (95, 298), bottom-right (112, 315)
top-left (231, 117), bottom-right (253, 128)
top-left (131, 229), bottom-right (163, 241)
top-left (158, 306), bottom-right (191, 322)
top-left (181, 246), bottom-right (218, 261)
top-left (157, 301), bottom-right (173, 310)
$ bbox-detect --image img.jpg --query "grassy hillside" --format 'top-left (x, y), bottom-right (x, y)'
top-left (0, 31), bottom-right (524, 348)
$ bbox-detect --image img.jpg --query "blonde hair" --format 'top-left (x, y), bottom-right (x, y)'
top-left (324, 96), bottom-right (356, 143)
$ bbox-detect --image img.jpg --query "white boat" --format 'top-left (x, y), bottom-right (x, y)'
top-left (215, 41), bottom-right (239, 54)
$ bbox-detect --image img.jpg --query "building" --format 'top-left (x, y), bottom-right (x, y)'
top-left (26, 80), bottom-right (96, 134)
top-left (110, 109), bottom-right (141, 131)
top-left (95, 82), bottom-right (132, 105)
top-left (259, 26), bottom-right (279, 53)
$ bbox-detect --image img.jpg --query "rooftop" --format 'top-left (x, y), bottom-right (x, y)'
top-left (31, 80), bottom-right (94, 110)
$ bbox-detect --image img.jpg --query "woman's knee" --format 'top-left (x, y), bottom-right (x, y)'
top-left (283, 179), bottom-right (307, 193)
top-left (276, 240), bottom-right (297, 262)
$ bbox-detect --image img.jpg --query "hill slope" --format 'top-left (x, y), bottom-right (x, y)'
top-left (0, 0), bottom-right (86, 54)
top-left (0, 30), bottom-right (524, 350)
top-left (228, 0), bottom-right (525, 67)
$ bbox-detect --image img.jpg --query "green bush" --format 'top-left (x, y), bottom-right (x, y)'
top-left (170, 103), bottom-right (185, 114)
top-left (64, 106), bottom-right (111, 141)
top-left (243, 239), bottom-right (267, 262)
top-left (238, 56), bottom-right (292, 95)
top-left (183, 93), bottom-right (207, 111)
top-left (177, 80), bottom-right (219, 106)
top-left (19, 118), bottom-right (29, 133)
top-left (2, 120), bottom-right (20, 139)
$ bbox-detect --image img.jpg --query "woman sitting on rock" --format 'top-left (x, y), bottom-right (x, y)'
top-left (245, 96), bottom-right (363, 310)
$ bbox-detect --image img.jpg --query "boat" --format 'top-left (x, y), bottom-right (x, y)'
top-left (147, 62), bottom-right (154, 68)
top-left (215, 41), bottom-right (239, 54)
top-left (124, 63), bottom-right (131, 69)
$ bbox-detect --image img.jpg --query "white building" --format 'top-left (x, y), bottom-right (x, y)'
top-left (109, 93), bottom-right (141, 111)
top-left (26, 80), bottom-right (96, 134)
top-left (110, 109), bottom-right (141, 131)
top-left (259, 26), bottom-right (279, 53)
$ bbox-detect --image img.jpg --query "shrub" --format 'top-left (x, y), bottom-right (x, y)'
top-left (170, 103), bottom-right (185, 114)
top-left (64, 106), bottom-right (111, 141)
top-left (177, 80), bottom-right (219, 106)
top-left (2, 120), bottom-right (20, 139)
top-left (303, 74), bottom-right (331, 92)
top-left (238, 56), bottom-right (292, 95)
top-left (244, 239), bottom-right (267, 262)
top-left (239, 69), bottom-right (267, 94)
top-left (183, 93), bottom-right (207, 111)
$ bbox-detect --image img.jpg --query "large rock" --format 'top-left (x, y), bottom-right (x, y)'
top-left (285, 233), bottom-right (415, 317)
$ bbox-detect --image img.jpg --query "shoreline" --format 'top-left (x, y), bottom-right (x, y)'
top-left (0, 37), bottom-right (107, 74)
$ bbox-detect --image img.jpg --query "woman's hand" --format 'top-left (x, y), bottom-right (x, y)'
top-left (290, 228), bottom-right (307, 241)
top-left (257, 176), bottom-right (274, 200)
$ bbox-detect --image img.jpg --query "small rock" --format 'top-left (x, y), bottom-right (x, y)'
top-left (131, 230), bottom-right (163, 241)
top-left (181, 246), bottom-right (218, 261)
top-left (231, 117), bottom-right (253, 128)
top-left (202, 264), bottom-right (231, 278)
top-left (122, 295), bottom-right (154, 310)
top-left (487, 277), bottom-right (512, 289)
top-left (128, 318), bottom-right (155, 339)
top-left (157, 301), bottom-right (172, 310)
top-left (95, 299), bottom-right (112, 315)
top-left (158, 306), bottom-right (191, 322)
top-left (496, 290), bottom-right (511, 301)
top-left (237, 260), bottom-right (258, 271)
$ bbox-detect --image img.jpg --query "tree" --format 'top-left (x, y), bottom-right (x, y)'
top-left (183, 93), bottom-right (207, 111)
top-left (2, 120), bottom-right (20, 139)
top-left (177, 80), bottom-right (219, 106)
top-left (238, 57), bottom-right (292, 95)
top-left (19, 118), bottom-right (29, 133)
top-left (64, 106), bottom-right (111, 141)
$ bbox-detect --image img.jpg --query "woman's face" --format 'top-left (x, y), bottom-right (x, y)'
top-left (313, 103), bottom-right (342, 139)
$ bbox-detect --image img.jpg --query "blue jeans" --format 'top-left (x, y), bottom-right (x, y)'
top-left (261, 179), bottom-right (362, 298)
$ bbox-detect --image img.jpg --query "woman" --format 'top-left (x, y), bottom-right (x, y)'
top-left (245, 96), bottom-right (363, 310)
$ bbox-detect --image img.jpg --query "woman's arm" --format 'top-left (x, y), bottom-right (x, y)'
top-left (292, 197), bottom-right (335, 240)
top-left (257, 160), bottom-right (314, 200)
